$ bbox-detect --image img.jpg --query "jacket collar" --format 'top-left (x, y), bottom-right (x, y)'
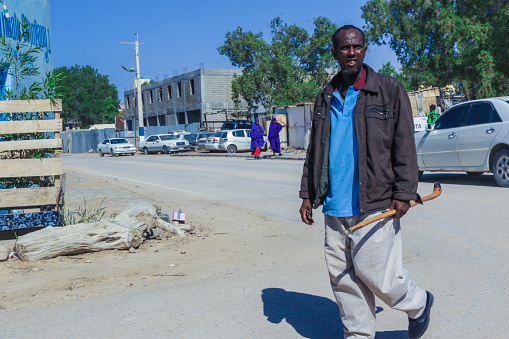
top-left (327, 64), bottom-right (380, 95)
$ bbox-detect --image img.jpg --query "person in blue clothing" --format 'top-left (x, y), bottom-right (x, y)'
top-left (299, 25), bottom-right (433, 339)
top-left (250, 119), bottom-right (264, 160)
top-left (268, 117), bottom-right (283, 156)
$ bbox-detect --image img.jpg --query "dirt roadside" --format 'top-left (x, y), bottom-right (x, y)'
top-left (0, 167), bottom-right (284, 313)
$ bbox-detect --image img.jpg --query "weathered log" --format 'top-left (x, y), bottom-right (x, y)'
top-left (14, 217), bottom-right (147, 261)
top-left (13, 200), bottom-right (194, 261)
top-left (114, 200), bottom-right (193, 238)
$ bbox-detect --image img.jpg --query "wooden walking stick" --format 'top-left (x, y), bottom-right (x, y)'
top-left (344, 183), bottom-right (442, 235)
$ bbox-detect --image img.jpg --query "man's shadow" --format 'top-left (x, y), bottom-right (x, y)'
top-left (262, 288), bottom-right (407, 338)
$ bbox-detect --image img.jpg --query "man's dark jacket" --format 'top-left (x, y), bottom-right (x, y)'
top-left (299, 64), bottom-right (421, 213)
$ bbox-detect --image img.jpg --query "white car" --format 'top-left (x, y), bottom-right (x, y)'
top-left (138, 134), bottom-right (190, 155)
top-left (205, 129), bottom-right (267, 153)
top-left (97, 138), bottom-right (136, 157)
top-left (415, 96), bottom-right (509, 187)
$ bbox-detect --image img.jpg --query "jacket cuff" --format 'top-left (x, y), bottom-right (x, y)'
top-left (393, 192), bottom-right (422, 204)
top-left (299, 191), bottom-right (309, 199)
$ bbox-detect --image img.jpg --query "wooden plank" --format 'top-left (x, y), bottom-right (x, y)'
top-left (0, 138), bottom-right (62, 152)
top-left (0, 158), bottom-right (63, 178)
top-left (0, 211), bottom-right (61, 230)
top-left (0, 119), bottom-right (62, 134)
top-left (0, 187), bottom-right (60, 209)
top-left (0, 99), bottom-right (62, 114)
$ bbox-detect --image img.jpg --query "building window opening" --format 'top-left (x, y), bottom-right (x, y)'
top-left (190, 79), bottom-right (195, 95)
top-left (158, 87), bottom-right (163, 102)
top-left (177, 82), bottom-right (182, 97)
top-left (167, 85), bottom-right (172, 99)
top-left (126, 97), bottom-right (130, 109)
top-left (149, 90), bottom-right (153, 104)
top-left (141, 94), bottom-right (145, 105)
top-left (177, 112), bottom-right (185, 124)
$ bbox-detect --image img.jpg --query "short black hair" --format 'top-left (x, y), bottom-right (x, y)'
top-left (430, 104), bottom-right (436, 110)
top-left (332, 25), bottom-right (366, 50)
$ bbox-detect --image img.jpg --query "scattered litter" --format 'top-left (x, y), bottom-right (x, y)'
top-left (8, 252), bottom-right (19, 261)
top-left (198, 235), bottom-right (205, 237)
top-left (85, 260), bottom-right (92, 263)
top-left (153, 273), bottom-right (185, 277)
top-left (129, 247), bottom-right (136, 253)
top-left (172, 209), bottom-right (186, 223)
top-left (181, 251), bottom-right (186, 254)
top-left (169, 264), bottom-right (176, 267)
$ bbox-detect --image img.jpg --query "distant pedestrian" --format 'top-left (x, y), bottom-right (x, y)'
top-left (268, 117), bottom-right (283, 156)
top-left (250, 119), bottom-right (265, 160)
top-left (428, 104), bottom-right (440, 124)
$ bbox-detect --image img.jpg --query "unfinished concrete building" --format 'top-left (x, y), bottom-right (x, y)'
top-left (123, 69), bottom-right (248, 131)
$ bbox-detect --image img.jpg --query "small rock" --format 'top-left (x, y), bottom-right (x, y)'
top-left (169, 264), bottom-right (176, 267)
top-left (85, 260), bottom-right (92, 263)
top-left (0, 244), bottom-right (10, 261)
top-left (129, 247), bottom-right (136, 253)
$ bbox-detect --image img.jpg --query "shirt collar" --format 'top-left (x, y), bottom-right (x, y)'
top-left (333, 67), bottom-right (366, 92)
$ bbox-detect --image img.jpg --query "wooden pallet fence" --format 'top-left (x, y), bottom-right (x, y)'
top-left (0, 99), bottom-right (64, 230)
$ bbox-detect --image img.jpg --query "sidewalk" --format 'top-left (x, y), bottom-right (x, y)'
top-left (172, 149), bottom-right (306, 160)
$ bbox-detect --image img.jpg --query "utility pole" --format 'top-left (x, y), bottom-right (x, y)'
top-left (121, 34), bottom-right (144, 148)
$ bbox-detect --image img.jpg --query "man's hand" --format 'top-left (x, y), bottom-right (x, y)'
top-left (387, 199), bottom-right (411, 219)
top-left (300, 199), bottom-right (314, 225)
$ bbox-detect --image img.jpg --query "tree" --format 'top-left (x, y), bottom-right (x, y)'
top-left (56, 65), bottom-right (120, 129)
top-left (362, 0), bottom-right (509, 100)
top-left (377, 62), bottom-right (414, 91)
top-left (218, 17), bottom-right (338, 112)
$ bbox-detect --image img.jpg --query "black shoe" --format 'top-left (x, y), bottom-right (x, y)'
top-left (408, 291), bottom-right (434, 338)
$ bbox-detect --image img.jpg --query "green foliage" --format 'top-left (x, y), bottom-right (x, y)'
top-left (362, 0), bottom-right (509, 99)
top-left (61, 198), bottom-right (110, 226)
top-left (218, 17), bottom-right (338, 111)
top-left (377, 62), bottom-right (414, 90)
top-left (56, 65), bottom-right (120, 129)
top-left (0, 15), bottom-right (62, 100)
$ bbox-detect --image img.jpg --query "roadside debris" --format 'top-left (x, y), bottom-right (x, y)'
top-left (12, 200), bottom-right (194, 262)
top-left (0, 244), bottom-right (10, 261)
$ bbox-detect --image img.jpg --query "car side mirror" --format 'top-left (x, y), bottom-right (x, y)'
top-left (425, 123), bottom-right (434, 132)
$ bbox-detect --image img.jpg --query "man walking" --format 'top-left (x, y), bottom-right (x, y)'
top-left (299, 25), bottom-right (433, 338)
top-left (427, 104), bottom-right (440, 124)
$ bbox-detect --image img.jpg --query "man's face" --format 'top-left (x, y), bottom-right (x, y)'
top-left (331, 29), bottom-right (367, 76)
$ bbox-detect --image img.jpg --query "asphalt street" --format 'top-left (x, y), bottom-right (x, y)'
top-left (1, 153), bottom-right (508, 338)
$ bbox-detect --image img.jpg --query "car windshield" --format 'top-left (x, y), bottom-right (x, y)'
top-left (160, 135), bottom-right (178, 141)
top-left (211, 131), bottom-right (223, 137)
top-left (110, 139), bottom-right (128, 144)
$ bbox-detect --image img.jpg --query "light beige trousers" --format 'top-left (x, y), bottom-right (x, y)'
top-left (324, 213), bottom-right (427, 338)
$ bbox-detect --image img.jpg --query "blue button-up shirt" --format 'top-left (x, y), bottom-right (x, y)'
top-left (322, 85), bottom-right (361, 217)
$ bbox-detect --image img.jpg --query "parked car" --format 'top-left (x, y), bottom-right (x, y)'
top-left (204, 131), bottom-right (225, 152)
top-left (138, 134), bottom-right (190, 154)
top-left (415, 96), bottom-right (509, 187)
top-left (221, 121), bottom-right (253, 130)
top-left (97, 138), bottom-right (136, 157)
top-left (183, 133), bottom-right (199, 150)
top-left (197, 132), bottom-right (214, 148)
top-left (205, 129), bottom-right (268, 153)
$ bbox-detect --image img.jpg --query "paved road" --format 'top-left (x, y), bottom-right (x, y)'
top-left (1, 154), bottom-right (508, 338)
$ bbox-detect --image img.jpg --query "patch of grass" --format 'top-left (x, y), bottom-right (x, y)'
top-left (62, 198), bottom-right (110, 226)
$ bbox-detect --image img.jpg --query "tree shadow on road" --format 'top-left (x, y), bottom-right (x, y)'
top-left (261, 288), bottom-right (407, 338)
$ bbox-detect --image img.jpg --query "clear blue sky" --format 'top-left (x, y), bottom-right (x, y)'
top-left (50, 0), bottom-right (398, 102)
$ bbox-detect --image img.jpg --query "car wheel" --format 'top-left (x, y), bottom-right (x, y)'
top-left (99, 150), bottom-right (104, 157)
top-left (492, 149), bottom-right (509, 187)
top-left (466, 172), bottom-right (483, 176)
top-left (227, 144), bottom-right (237, 153)
top-left (143, 147), bottom-right (149, 155)
top-left (162, 146), bottom-right (168, 154)
top-left (111, 150), bottom-right (117, 157)
top-left (418, 170), bottom-right (423, 181)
